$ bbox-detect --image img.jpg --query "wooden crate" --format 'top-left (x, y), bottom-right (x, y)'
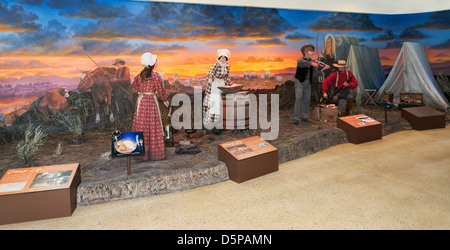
top-left (311, 104), bottom-right (339, 123)
top-left (399, 93), bottom-right (423, 108)
top-left (382, 92), bottom-right (394, 102)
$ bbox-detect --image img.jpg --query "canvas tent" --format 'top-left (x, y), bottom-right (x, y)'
top-left (374, 42), bottom-right (450, 111)
top-left (346, 45), bottom-right (385, 100)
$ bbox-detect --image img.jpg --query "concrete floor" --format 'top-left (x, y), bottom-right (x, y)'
top-left (2, 125), bottom-right (450, 230)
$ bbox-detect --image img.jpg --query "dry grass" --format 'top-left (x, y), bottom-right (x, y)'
top-left (56, 113), bottom-right (84, 144)
top-left (437, 73), bottom-right (450, 99)
top-left (16, 125), bottom-right (47, 167)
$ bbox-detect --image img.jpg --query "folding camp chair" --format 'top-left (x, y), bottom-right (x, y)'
top-left (364, 89), bottom-right (377, 106)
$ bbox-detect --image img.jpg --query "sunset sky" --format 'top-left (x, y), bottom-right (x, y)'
top-left (0, 0), bottom-right (449, 80)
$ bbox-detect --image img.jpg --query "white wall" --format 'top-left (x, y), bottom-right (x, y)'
top-left (139, 0), bottom-right (450, 14)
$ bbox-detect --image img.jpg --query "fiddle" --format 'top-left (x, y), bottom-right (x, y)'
top-left (306, 54), bottom-right (329, 68)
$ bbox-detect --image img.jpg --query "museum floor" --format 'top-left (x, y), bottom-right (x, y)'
top-left (1, 125), bottom-right (449, 230)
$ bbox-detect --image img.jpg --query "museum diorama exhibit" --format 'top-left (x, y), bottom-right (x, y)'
top-left (0, 0), bottom-right (449, 225)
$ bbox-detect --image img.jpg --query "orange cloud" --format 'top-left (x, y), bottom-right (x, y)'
top-left (0, 48), bottom-right (300, 80)
top-left (243, 56), bottom-right (284, 63)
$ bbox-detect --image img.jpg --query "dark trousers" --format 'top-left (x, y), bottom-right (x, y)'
top-left (329, 89), bottom-right (354, 115)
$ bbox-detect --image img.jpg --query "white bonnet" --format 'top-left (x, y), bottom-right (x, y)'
top-left (217, 49), bottom-right (230, 60)
top-left (141, 52), bottom-right (157, 67)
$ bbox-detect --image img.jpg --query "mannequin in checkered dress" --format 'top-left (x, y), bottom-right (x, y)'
top-left (203, 49), bottom-right (233, 129)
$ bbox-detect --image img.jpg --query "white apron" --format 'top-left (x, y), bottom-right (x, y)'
top-left (208, 78), bottom-right (225, 116)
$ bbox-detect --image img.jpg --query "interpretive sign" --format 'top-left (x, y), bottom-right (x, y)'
top-left (337, 114), bottom-right (382, 144)
top-left (112, 131), bottom-right (145, 157)
top-left (220, 136), bottom-right (277, 161)
top-left (218, 136), bottom-right (278, 183)
top-left (0, 163), bottom-right (81, 225)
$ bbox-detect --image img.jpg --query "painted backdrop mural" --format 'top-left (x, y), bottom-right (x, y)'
top-left (0, 0), bottom-right (449, 118)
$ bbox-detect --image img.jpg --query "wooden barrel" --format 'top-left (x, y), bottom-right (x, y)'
top-left (222, 91), bottom-right (250, 130)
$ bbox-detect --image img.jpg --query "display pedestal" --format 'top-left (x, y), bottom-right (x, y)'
top-left (401, 106), bottom-right (445, 130)
top-left (218, 136), bottom-right (278, 183)
top-left (337, 114), bottom-right (382, 144)
top-left (0, 163), bottom-right (81, 225)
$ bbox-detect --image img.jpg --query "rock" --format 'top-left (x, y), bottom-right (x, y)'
top-left (277, 127), bottom-right (348, 163)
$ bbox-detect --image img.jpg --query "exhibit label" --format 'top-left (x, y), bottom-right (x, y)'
top-left (220, 136), bottom-right (277, 160)
top-left (0, 163), bottom-right (79, 195)
top-left (338, 114), bottom-right (381, 128)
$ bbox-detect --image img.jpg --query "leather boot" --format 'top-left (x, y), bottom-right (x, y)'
top-left (346, 101), bottom-right (353, 116)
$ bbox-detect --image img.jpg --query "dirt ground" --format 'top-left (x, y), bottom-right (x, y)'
top-left (1, 104), bottom-right (448, 185)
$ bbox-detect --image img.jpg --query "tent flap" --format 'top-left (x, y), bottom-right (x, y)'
top-left (347, 45), bottom-right (385, 100)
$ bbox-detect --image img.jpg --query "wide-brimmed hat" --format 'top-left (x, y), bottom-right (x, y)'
top-left (333, 60), bottom-right (350, 68)
top-left (301, 44), bottom-right (315, 55)
top-left (141, 52), bottom-right (157, 67)
top-left (217, 48), bottom-right (230, 60)
top-left (113, 58), bottom-right (126, 65)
